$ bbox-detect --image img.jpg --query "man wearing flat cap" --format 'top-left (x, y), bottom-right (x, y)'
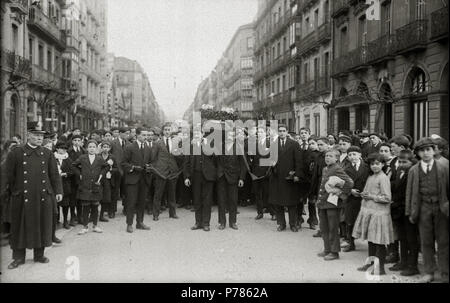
top-left (405, 137), bottom-right (449, 283)
top-left (3, 122), bottom-right (63, 269)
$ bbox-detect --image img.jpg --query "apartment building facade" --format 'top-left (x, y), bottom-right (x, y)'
top-left (330, 0), bottom-right (448, 141)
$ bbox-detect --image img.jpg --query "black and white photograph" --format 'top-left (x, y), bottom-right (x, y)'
top-left (0, 0), bottom-right (449, 289)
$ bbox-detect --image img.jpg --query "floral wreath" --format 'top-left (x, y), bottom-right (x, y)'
top-left (200, 104), bottom-right (239, 121)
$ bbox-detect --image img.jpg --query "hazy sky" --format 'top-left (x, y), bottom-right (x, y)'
top-left (108, 0), bottom-right (258, 121)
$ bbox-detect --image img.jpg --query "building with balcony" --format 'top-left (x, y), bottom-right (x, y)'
top-left (293, 0), bottom-right (331, 136)
top-left (111, 55), bottom-right (164, 128)
top-left (330, 0), bottom-right (448, 141)
top-left (221, 23), bottom-right (256, 119)
top-left (253, 0), bottom-right (299, 131)
top-left (1, 0), bottom-right (32, 141)
top-left (77, 0), bottom-right (107, 131)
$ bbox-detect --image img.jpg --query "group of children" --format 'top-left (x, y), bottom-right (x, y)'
top-left (308, 134), bottom-right (448, 283)
top-left (42, 138), bottom-right (118, 238)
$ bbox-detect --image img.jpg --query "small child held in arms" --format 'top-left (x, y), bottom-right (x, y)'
top-left (353, 153), bottom-right (393, 276)
top-left (72, 140), bottom-right (108, 235)
top-left (317, 149), bottom-right (354, 261)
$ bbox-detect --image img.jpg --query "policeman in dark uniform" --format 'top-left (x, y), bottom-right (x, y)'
top-left (4, 123), bottom-right (63, 269)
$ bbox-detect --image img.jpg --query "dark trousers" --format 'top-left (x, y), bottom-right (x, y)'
top-left (395, 216), bottom-right (419, 269)
top-left (253, 178), bottom-right (274, 215)
top-left (120, 176), bottom-right (127, 211)
top-left (13, 247), bottom-right (44, 260)
top-left (125, 179), bottom-right (148, 225)
top-left (217, 176), bottom-right (238, 225)
top-left (82, 202), bottom-right (99, 227)
top-left (319, 208), bottom-right (340, 253)
top-left (275, 205), bottom-right (297, 227)
top-left (298, 196), bottom-right (318, 226)
top-left (368, 242), bottom-right (387, 270)
top-left (192, 171), bottom-right (213, 227)
top-left (418, 202), bottom-right (449, 275)
top-left (153, 176), bottom-right (177, 217)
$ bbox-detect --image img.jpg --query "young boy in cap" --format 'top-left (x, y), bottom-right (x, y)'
top-left (405, 137), bottom-right (449, 283)
top-left (342, 146), bottom-right (370, 252)
top-left (54, 141), bottom-right (73, 229)
top-left (389, 150), bottom-right (420, 276)
top-left (337, 135), bottom-right (352, 241)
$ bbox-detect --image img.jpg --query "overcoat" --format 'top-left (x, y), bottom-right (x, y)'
top-left (344, 161), bottom-right (370, 225)
top-left (4, 144), bottom-right (63, 250)
top-left (121, 141), bottom-right (152, 185)
top-left (268, 137), bottom-right (303, 206)
top-left (99, 153), bottom-right (119, 204)
top-left (72, 154), bottom-right (108, 201)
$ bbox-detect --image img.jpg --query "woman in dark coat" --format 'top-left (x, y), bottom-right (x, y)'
top-left (72, 140), bottom-right (108, 234)
top-left (54, 141), bottom-right (74, 229)
top-left (98, 141), bottom-right (119, 222)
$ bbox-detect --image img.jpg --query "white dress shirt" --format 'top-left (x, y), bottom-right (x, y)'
top-left (420, 159), bottom-right (434, 174)
top-left (88, 154), bottom-right (95, 165)
top-left (163, 136), bottom-right (172, 153)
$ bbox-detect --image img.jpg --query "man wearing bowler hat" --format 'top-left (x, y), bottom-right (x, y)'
top-left (4, 122), bottom-right (63, 269)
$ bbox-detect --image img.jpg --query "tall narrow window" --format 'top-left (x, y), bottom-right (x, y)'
top-left (47, 50), bottom-right (52, 71)
top-left (29, 38), bottom-right (33, 63)
top-left (340, 27), bottom-right (348, 57)
top-left (12, 24), bottom-right (19, 53)
top-left (324, 52), bottom-right (330, 86)
top-left (381, 1), bottom-right (391, 34)
top-left (314, 9), bottom-right (319, 29)
top-left (314, 57), bottom-right (320, 82)
top-left (304, 62), bottom-right (309, 83)
top-left (324, 0), bottom-right (330, 22)
top-left (358, 15), bottom-right (367, 47)
top-left (416, 0), bottom-right (426, 20)
top-left (38, 44), bottom-right (44, 67)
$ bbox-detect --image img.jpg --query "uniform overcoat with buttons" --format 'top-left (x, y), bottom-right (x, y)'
top-left (4, 144), bottom-right (63, 250)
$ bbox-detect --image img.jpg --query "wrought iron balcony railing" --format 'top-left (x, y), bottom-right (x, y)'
top-left (430, 7), bottom-right (448, 41)
top-left (1, 48), bottom-right (32, 79)
top-left (9, 0), bottom-right (28, 14)
top-left (366, 34), bottom-right (397, 63)
top-left (331, 0), bottom-right (350, 17)
top-left (31, 64), bottom-right (62, 90)
top-left (28, 7), bottom-right (65, 48)
top-left (395, 20), bottom-right (428, 54)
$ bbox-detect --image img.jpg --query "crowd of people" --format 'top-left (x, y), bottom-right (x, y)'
top-left (0, 121), bottom-right (448, 283)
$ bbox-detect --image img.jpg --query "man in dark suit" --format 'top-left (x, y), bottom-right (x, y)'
top-left (217, 130), bottom-right (246, 230)
top-left (250, 126), bottom-right (275, 220)
top-left (337, 135), bottom-right (353, 238)
top-left (268, 124), bottom-right (303, 232)
top-left (121, 128), bottom-right (151, 233)
top-left (111, 127), bottom-right (130, 216)
top-left (184, 129), bottom-right (217, 231)
top-left (68, 134), bottom-right (86, 225)
top-left (150, 123), bottom-right (180, 221)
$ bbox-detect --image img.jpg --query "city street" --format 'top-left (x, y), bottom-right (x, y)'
top-left (0, 205), bottom-right (421, 283)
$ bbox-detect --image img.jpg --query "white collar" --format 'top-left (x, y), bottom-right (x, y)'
top-left (27, 143), bottom-right (38, 149)
top-left (421, 159), bottom-right (434, 173)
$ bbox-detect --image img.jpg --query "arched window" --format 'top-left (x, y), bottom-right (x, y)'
top-left (379, 83), bottom-right (393, 137)
top-left (406, 67), bottom-right (429, 141)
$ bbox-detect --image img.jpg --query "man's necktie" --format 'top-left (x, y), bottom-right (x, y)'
top-left (166, 138), bottom-right (170, 153)
top-left (302, 142), bottom-right (307, 150)
top-left (427, 163), bottom-right (431, 174)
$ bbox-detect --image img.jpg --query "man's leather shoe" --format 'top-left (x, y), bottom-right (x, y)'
top-left (400, 267), bottom-right (420, 276)
top-left (126, 225), bottom-right (133, 233)
top-left (317, 251), bottom-right (329, 257)
top-left (309, 223), bottom-right (316, 230)
top-left (255, 214), bottom-right (263, 220)
top-left (357, 263), bottom-right (373, 272)
top-left (52, 236), bottom-right (62, 244)
top-left (313, 230), bottom-right (322, 238)
top-left (343, 245), bottom-right (355, 252)
top-left (191, 224), bottom-right (202, 230)
top-left (389, 263), bottom-right (407, 271)
top-left (277, 225), bottom-right (286, 232)
top-left (8, 259), bottom-right (25, 269)
top-left (153, 216), bottom-right (159, 221)
top-left (290, 226), bottom-right (298, 232)
top-left (99, 216), bottom-right (109, 222)
top-left (170, 215), bottom-right (179, 219)
top-left (324, 253), bottom-right (339, 261)
top-left (230, 223), bottom-right (238, 230)
top-left (34, 256), bottom-right (50, 263)
top-left (203, 226), bottom-right (210, 232)
top-left (136, 223), bottom-right (150, 230)
top-left (218, 224), bottom-right (225, 230)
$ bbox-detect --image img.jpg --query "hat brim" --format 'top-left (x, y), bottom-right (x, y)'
top-left (28, 130), bottom-right (46, 134)
top-left (415, 144), bottom-right (435, 151)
